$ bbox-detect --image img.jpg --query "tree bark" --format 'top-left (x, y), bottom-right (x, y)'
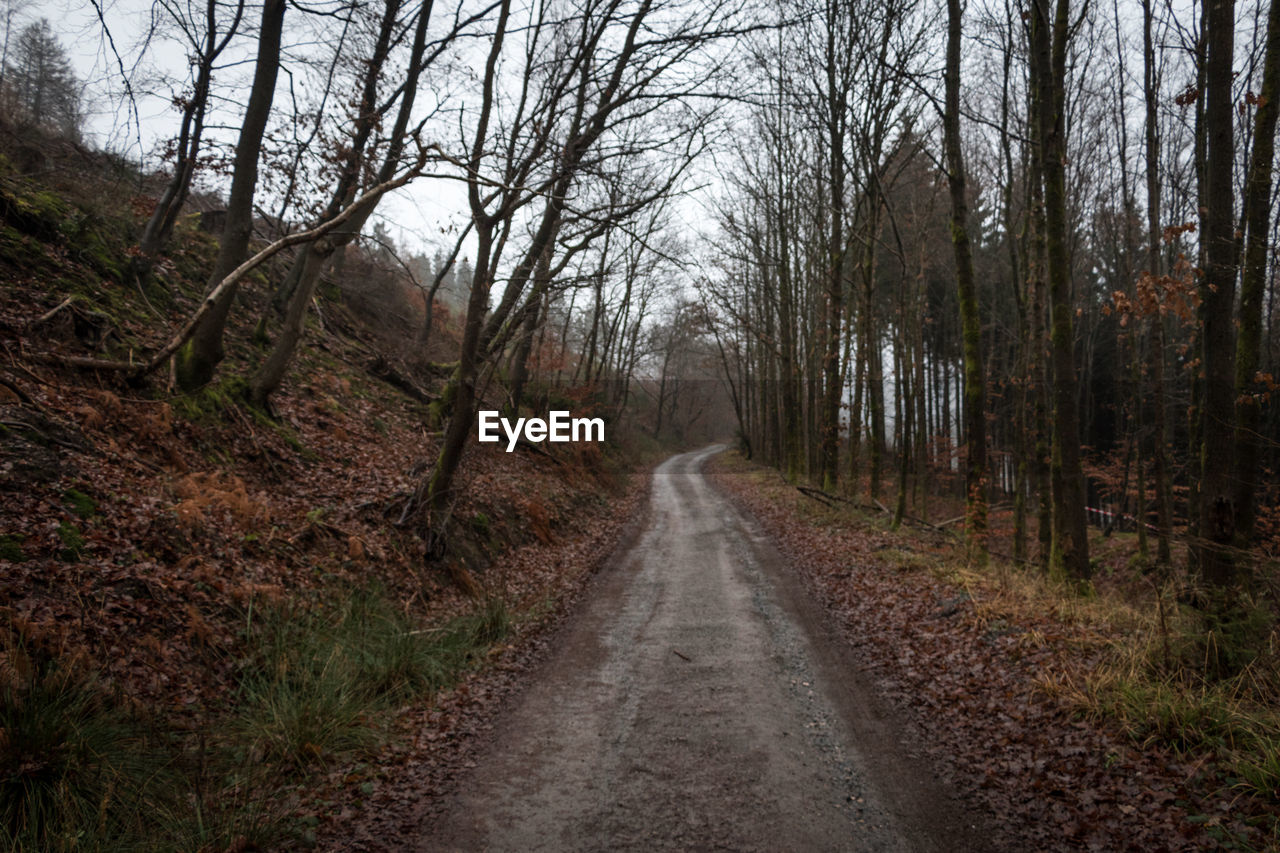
top-left (1233, 0), bottom-right (1279, 547)
top-left (1197, 0), bottom-right (1240, 588)
top-left (1140, 0), bottom-right (1174, 567)
top-left (175, 0), bottom-right (285, 391)
top-left (1029, 0), bottom-right (1090, 580)
top-left (944, 0), bottom-right (988, 557)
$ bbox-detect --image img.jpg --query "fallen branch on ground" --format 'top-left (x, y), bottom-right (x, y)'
top-left (26, 296), bottom-right (77, 330)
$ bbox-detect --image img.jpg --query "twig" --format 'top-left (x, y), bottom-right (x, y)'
top-left (672, 648), bottom-right (691, 662)
top-left (0, 373), bottom-right (39, 407)
top-left (26, 296), bottom-right (77, 329)
top-left (29, 352), bottom-right (138, 372)
top-left (0, 418), bottom-right (88, 452)
top-left (4, 361), bottom-right (53, 388)
top-left (796, 485), bottom-right (846, 506)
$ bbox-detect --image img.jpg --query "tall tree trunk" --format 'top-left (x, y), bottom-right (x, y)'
top-left (1186, 1), bottom-right (1211, 563)
top-left (1000, 8), bottom-right (1028, 562)
top-left (1141, 0), bottom-right (1174, 566)
top-left (778, 193), bottom-right (802, 483)
top-left (847, 287), bottom-right (867, 490)
top-left (1197, 0), bottom-right (1240, 588)
top-left (1029, 185), bottom-right (1053, 570)
top-left (1233, 0), bottom-right (1280, 547)
top-left (250, 0), bottom-right (428, 406)
top-left (175, 0), bottom-right (285, 390)
top-left (1111, 0), bottom-right (1148, 560)
top-left (818, 0), bottom-right (845, 491)
top-left (859, 185), bottom-right (885, 501)
top-left (944, 0), bottom-right (988, 557)
top-left (1029, 0), bottom-right (1090, 580)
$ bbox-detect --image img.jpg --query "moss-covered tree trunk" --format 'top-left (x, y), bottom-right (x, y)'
top-left (1029, 0), bottom-right (1089, 581)
top-left (1026, 170), bottom-right (1052, 569)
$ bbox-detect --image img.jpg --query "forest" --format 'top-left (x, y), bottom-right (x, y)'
top-left (1, 0), bottom-right (1279, 845)
top-left (700, 0), bottom-right (1280, 583)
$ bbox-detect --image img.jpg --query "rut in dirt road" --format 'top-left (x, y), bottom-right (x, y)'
top-left (425, 447), bottom-right (990, 852)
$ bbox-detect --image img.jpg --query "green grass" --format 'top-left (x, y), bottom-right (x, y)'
top-left (1044, 589), bottom-right (1280, 813)
top-left (234, 588), bottom-right (510, 769)
top-left (0, 655), bottom-right (182, 852)
top-left (63, 488), bottom-right (96, 520)
top-left (55, 521), bottom-right (84, 561)
top-left (0, 533), bottom-right (26, 562)
top-left (0, 587), bottom-right (511, 850)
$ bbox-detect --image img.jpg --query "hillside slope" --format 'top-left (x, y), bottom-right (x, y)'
top-left (0, 140), bottom-right (647, 849)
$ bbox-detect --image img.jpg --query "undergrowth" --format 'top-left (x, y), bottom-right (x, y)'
top-left (0, 587), bottom-right (510, 850)
top-left (234, 586), bottom-right (509, 769)
top-left (722, 453), bottom-right (1280, 840)
top-left (951, 558), bottom-right (1280, 829)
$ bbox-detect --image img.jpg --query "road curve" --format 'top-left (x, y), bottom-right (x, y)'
top-left (423, 446), bottom-right (988, 852)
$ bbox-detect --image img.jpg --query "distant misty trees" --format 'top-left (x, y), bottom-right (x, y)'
top-left (0, 16), bottom-right (82, 141)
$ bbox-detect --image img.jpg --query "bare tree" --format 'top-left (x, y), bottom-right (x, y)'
top-left (1196, 0), bottom-right (1240, 587)
top-left (409, 0), bottom-right (748, 537)
top-left (174, 0), bottom-right (286, 390)
top-left (132, 0), bottom-right (246, 283)
top-left (1028, 0), bottom-right (1089, 580)
top-left (943, 0), bottom-right (988, 557)
top-left (1232, 0), bottom-right (1279, 550)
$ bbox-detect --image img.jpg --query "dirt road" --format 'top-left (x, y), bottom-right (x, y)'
top-left (424, 447), bottom-right (990, 851)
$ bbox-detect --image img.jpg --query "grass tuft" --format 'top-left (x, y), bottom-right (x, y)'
top-left (0, 586), bottom-right (512, 850)
top-left (0, 651), bottom-right (167, 851)
top-left (234, 587), bottom-right (510, 769)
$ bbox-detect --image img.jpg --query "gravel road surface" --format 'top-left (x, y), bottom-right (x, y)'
top-left (424, 446), bottom-right (990, 852)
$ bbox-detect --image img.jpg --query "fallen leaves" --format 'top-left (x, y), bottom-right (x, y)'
top-left (710, 458), bottom-right (1272, 852)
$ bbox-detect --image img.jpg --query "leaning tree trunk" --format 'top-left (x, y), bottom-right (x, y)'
top-left (249, 0), bottom-right (427, 406)
top-left (175, 0), bottom-right (285, 390)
